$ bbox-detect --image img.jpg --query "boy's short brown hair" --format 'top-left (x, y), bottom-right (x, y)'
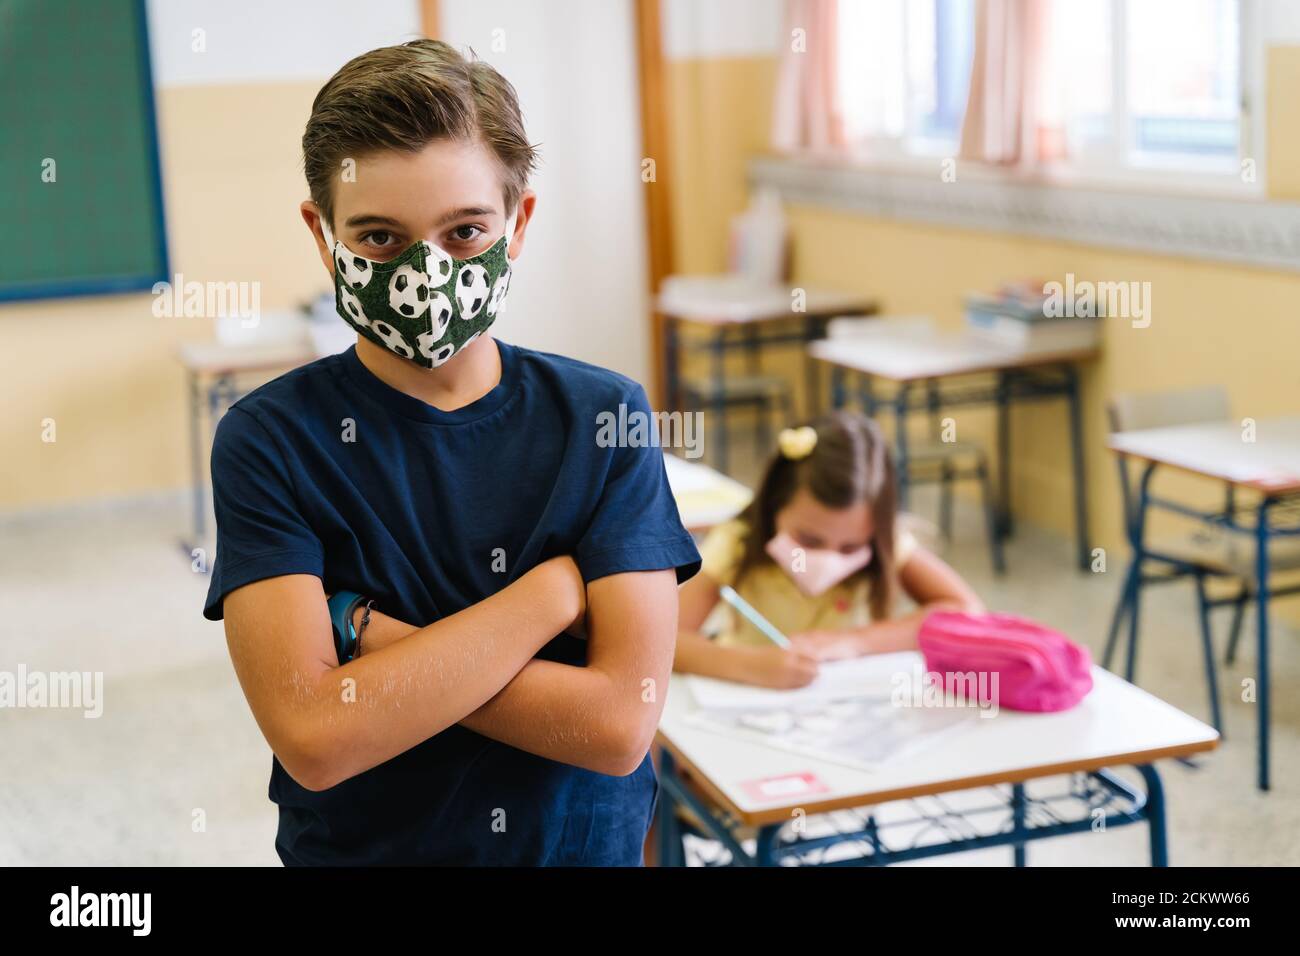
top-left (303, 39), bottom-right (538, 228)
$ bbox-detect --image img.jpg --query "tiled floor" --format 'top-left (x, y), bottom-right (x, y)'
top-left (2, 486), bottom-right (1297, 866)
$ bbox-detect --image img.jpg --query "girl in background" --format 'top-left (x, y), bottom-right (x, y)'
top-left (675, 410), bottom-right (983, 688)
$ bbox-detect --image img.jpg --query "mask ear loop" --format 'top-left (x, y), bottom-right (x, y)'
top-left (319, 216), bottom-right (340, 259)
top-left (502, 208), bottom-right (518, 261)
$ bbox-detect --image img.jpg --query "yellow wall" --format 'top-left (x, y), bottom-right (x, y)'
top-left (665, 46), bottom-right (1300, 566)
top-left (1267, 46), bottom-right (1300, 200)
top-left (0, 82), bottom-right (326, 509)
top-left (667, 56), bottom-right (778, 273)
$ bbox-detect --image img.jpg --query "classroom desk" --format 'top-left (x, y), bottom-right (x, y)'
top-left (663, 453), bottom-right (753, 535)
top-left (178, 341), bottom-right (317, 560)
top-left (654, 662), bottom-right (1218, 866)
top-left (810, 333), bottom-right (1099, 570)
top-left (1108, 416), bottom-right (1300, 791)
top-left (658, 276), bottom-right (877, 473)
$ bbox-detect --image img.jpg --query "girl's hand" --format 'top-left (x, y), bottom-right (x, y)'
top-left (788, 629), bottom-right (868, 662)
top-left (736, 646), bottom-right (820, 689)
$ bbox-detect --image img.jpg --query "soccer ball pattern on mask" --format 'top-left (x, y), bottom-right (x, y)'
top-left (456, 264), bottom-right (490, 318)
top-left (487, 269), bottom-right (510, 317)
top-left (428, 291), bottom-right (453, 337)
top-left (415, 320), bottom-right (458, 362)
top-left (423, 241), bottom-right (455, 287)
top-left (389, 266), bottom-right (431, 318)
top-left (335, 250), bottom-right (373, 290)
top-left (340, 287), bottom-right (371, 327)
top-left (371, 320), bottom-right (415, 359)
top-left (330, 233), bottom-right (511, 367)
top-left (424, 342), bottom-right (456, 367)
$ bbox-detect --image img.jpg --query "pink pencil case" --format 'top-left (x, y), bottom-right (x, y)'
top-left (918, 610), bottom-right (1094, 713)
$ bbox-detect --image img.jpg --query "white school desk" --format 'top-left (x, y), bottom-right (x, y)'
top-left (654, 663), bottom-right (1217, 866)
top-left (1108, 416), bottom-right (1300, 792)
top-left (663, 453), bottom-right (753, 535)
top-left (178, 341), bottom-right (318, 557)
top-left (657, 276), bottom-right (874, 326)
top-left (658, 276), bottom-right (877, 474)
top-left (809, 333), bottom-right (1099, 570)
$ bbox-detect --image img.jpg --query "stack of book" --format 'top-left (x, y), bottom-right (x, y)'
top-left (965, 279), bottom-right (1101, 352)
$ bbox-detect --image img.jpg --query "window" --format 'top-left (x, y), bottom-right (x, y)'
top-left (837, 0), bottom-right (974, 156)
top-left (834, 0), bottom-right (1258, 189)
top-left (1046, 0), bottom-right (1247, 179)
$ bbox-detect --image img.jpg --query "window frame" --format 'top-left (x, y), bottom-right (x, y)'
top-left (829, 0), bottom-right (1265, 198)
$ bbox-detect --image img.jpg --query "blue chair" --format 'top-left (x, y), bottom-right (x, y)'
top-left (1103, 386), bottom-right (1300, 734)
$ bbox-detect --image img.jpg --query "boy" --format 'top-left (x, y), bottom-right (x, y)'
top-left (202, 39), bottom-right (700, 865)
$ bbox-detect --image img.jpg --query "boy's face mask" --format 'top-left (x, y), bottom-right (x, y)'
top-left (321, 211), bottom-right (516, 369)
top-left (765, 530), bottom-right (873, 598)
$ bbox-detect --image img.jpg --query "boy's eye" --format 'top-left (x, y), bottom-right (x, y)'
top-left (448, 224), bottom-right (484, 244)
top-left (359, 231), bottom-right (404, 257)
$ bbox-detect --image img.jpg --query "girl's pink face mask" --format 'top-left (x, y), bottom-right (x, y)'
top-left (765, 530), bottom-right (873, 598)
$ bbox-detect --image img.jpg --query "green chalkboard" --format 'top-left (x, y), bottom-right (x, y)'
top-left (0, 0), bottom-right (168, 301)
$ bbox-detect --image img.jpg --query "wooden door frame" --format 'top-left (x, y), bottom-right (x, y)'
top-left (420, 0), bottom-right (439, 37)
top-left (634, 0), bottom-right (675, 408)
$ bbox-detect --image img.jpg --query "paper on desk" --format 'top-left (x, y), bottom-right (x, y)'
top-left (682, 653), bottom-right (977, 771)
top-left (686, 653), bottom-right (915, 711)
top-left (663, 454), bottom-right (753, 527)
top-left (675, 486), bottom-right (753, 515)
top-left (662, 454), bottom-right (717, 492)
top-left (683, 698), bottom-right (975, 772)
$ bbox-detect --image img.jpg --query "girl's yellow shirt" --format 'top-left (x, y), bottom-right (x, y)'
top-left (698, 519), bottom-right (917, 647)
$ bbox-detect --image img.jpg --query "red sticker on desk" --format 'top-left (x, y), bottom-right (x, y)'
top-left (740, 771), bottom-right (830, 802)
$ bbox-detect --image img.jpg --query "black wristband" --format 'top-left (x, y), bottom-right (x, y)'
top-left (355, 599), bottom-right (375, 658)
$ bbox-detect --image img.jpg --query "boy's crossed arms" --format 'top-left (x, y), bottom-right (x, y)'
top-left (223, 558), bottom-right (677, 791)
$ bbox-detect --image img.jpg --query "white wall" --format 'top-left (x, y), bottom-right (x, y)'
top-left (145, 0), bottom-right (652, 384)
top-left (146, 0), bottom-right (423, 86)
top-left (1264, 0), bottom-right (1300, 43)
top-left (439, 0), bottom-right (652, 383)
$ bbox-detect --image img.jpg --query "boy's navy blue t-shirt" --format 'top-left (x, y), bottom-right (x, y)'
top-left (202, 339), bottom-right (701, 866)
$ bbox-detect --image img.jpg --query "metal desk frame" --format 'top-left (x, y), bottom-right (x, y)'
top-left (655, 749), bottom-right (1169, 867)
top-left (1103, 454), bottom-right (1300, 791)
top-left (825, 361), bottom-right (1091, 571)
top-left (179, 349), bottom-right (314, 563)
top-left (663, 309), bottom-right (874, 475)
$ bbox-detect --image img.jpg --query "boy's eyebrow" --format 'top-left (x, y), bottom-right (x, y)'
top-left (343, 214), bottom-right (404, 229)
top-left (434, 205), bottom-right (498, 226)
top-left (342, 207), bottom-right (499, 230)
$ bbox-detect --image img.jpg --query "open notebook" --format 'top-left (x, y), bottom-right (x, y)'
top-left (685, 652), bottom-right (916, 710)
top-left (681, 653), bottom-right (977, 772)
top-left (662, 454), bottom-right (752, 530)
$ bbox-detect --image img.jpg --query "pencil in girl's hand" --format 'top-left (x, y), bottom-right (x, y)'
top-left (718, 584), bottom-right (791, 649)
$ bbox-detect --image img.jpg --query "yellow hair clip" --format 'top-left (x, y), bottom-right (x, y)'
top-left (778, 426), bottom-right (818, 460)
